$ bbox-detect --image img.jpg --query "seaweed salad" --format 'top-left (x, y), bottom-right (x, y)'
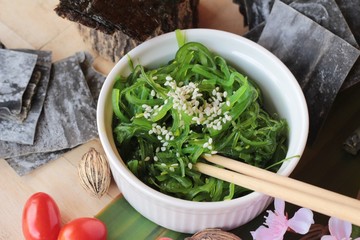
top-left (112, 31), bottom-right (288, 202)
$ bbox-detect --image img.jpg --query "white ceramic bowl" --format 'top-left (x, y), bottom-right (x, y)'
top-left (97, 29), bottom-right (309, 234)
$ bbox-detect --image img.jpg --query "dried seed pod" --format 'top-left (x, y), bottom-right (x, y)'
top-left (78, 147), bottom-right (111, 198)
top-left (185, 228), bottom-right (241, 240)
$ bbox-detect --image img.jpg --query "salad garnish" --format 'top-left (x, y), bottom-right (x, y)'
top-left (112, 30), bottom-right (288, 201)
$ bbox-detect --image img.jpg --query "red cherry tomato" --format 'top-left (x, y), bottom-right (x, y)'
top-left (22, 192), bottom-right (62, 240)
top-left (58, 217), bottom-right (107, 240)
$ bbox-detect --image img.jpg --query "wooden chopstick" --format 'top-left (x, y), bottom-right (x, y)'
top-left (195, 154), bottom-right (360, 226)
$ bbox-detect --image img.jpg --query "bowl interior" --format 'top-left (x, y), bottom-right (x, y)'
top-left (97, 29), bottom-right (309, 206)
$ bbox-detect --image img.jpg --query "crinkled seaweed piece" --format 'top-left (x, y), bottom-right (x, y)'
top-left (239, 0), bottom-right (358, 48)
top-left (6, 149), bottom-right (67, 176)
top-left (342, 59), bottom-right (360, 90)
top-left (0, 52), bottom-right (98, 159)
top-left (257, 0), bottom-right (360, 143)
top-left (335, 0), bottom-right (360, 90)
top-left (335, 0), bottom-right (360, 45)
top-left (0, 69), bottom-right (41, 121)
top-left (0, 49), bottom-right (38, 115)
top-left (76, 51), bottom-right (105, 103)
top-left (288, 0), bottom-right (358, 48)
top-left (243, 22), bottom-right (265, 42)
top-left (0, 50), bottom-right (52, 144)
top-left (234, 0), bottom-right (274, 29)
top-left (54, 0), bottom-right (199, 42)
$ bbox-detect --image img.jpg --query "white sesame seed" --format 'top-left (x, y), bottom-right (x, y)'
top-left (154, 156), bottom-right (159, 161)
top-left (144, 156), bottom-right (150, 161)
top-left (166, 76), bottom-right (173, 81)
top-left (161, 163), bottom-right (166, 166)
top-left (151, 90), bottom-right (156, 96)
top-left (169, 167), bottom-right (175, 172)
top-left (161, 146), bottom-right (166, 151)
top-left (203, 142), bottom-right (209, 148)
top-left (208, 138), bottom-right (213, 144)
top-left (188, 163), bottom-right (193, 169)
top-left (226, 100), bottom-right (230, 106)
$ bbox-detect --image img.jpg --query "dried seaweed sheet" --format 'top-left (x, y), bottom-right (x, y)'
top-left (234, 0), bottom-right (273, 29)
top-left (0, 52), bottom-right (98, 161)
top-left (238, 0), bottom-right (358, 44)
top-left (335, 0), bottom-right (360, 91)
top-left (240, 0), bottom-right (360, 91)
top-left (257, 0), bottom-right (360, 143)
top-left (54, 0), bottom-right (199, 42)
top-left (342, 59), bottom-right (360, 90)
top-left (240, 0), bottom-right (358, 47)
top-left (243, 22), bottom-right (265, 43)
top-left (76, 51), bottom-right (105, 103)
top-left (0, 50), bottom-right (52, 144)
top-left (0, 49), bottom-right (37, 116)
top-left (288, 0), bottom-right (358, 48)
top-left (5, 150), bottom-right (67, 176)
top-left (335, 0), bottom-right (360, 44)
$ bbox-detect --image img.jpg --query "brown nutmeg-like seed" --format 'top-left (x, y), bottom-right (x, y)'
top-left (78, 147), bottom-right (111, 198)
top-left (185, 228), bottom-right (241, 240)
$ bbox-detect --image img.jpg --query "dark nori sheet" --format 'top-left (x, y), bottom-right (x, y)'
top-left (76, 51), bottom-right (105, 103)
top-left (1, 52), bottom-right (99, 175)
top-left (335, 0), bottom-right (360, 45)
top-left (54, 0), bottom-right (199, 41)
top-left (6, 149), bottom-right (68, 176)
top-left (234, 0), bottom-right (273, 30)
top-left (239, 0), bottom-right (360, 91)
top-left (243, 22), bottom-right (265, 43)
top-left (0, 50), bottom-right (52, 145)
top-left (0, 49), bottom-right (38, 115)
top-left (240, 0), bottom-right (358, 48)
top-left (257, 0), bottom-right (360, 143)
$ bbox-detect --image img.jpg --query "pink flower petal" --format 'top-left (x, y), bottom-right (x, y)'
top-left (288, 208), bottom-right (314, 234)
top-left (320, 236), bottom-right (337, 240)
top-left (251, 225), bottom-right (284, 240)
top-left (328, 217), bottom-right (352, 239)
top-left (274, 198), bottom-right (285, 216)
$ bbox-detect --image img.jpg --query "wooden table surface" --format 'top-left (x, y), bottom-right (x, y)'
top-left (0, 1), bottom-right (247, 239)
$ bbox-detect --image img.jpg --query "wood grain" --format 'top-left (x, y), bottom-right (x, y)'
top-left (0, 1), bottom-right (246, 239)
